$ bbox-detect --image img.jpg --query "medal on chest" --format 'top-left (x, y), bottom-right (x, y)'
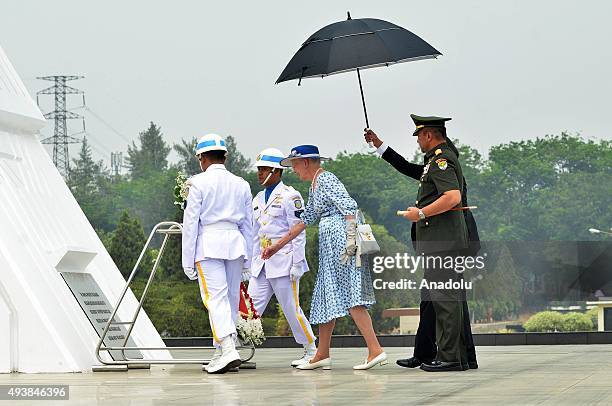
top-left (420, 163), bottom-right (431, 181)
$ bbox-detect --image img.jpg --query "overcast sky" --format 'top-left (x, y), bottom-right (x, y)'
top-left (2, 0), bottom-right (611, 166)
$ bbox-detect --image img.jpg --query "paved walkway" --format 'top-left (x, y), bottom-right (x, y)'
top-left (1, 345), bottom-right (611, 405)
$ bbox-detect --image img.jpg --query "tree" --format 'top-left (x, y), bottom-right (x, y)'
top-left (127, 122), bottom-right (171, 179)
top-left (174, 135), bottom-right (251, 177)
top-left (225, 135), bottom-right (251, 176)
top-left (454, 139), bottom-right (484, 180)
top-left (69, 137), bottom-right (105, 196)
top-left (173, 136), bottom-right (200, 176)
top-left (131, 279), bottom-right (212, 337)
top-left (68, 137), bottom-right (113, 230)
top-left (474, 133), bottom-right (612, 240)
top-left (158, 204), bottom-right (184, 280)
top-left (109, 210), bottom-right (148, 278)
top-left (112, 168), bottom-right (178, 232)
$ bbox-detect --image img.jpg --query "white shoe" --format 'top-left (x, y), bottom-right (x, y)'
top-left (203, 347), bottom-right (222, 372)
top-left (291, 343), bottom-right (317, 367)
top-left (207, 337), bottom-right (242, 374)
top-left (353, 352), bottom-right (388, 370)
top-left (295, 357), bottom-right (331, 370)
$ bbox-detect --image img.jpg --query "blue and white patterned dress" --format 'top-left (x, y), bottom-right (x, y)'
top-left (300, 171), bottom-right (376, 325)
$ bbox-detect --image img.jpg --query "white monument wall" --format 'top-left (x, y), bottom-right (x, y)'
top-left (0, 44), bottom-right (169, 373)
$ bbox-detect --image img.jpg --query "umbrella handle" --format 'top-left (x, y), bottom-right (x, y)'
top-left (356, 68), bottom-right (369, 128)
top-left (356, 68), bottom-right (375, 148)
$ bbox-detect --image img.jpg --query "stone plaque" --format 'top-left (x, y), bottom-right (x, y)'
top-left (61, 272), bottom-right (143, 361)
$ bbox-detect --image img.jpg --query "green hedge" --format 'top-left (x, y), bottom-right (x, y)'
top-left (523, 311), bottom-right (594, 332)
top-left (586, 307), bottom-right (599, 329)
top-left (467, 298), bottom-right (520, 322)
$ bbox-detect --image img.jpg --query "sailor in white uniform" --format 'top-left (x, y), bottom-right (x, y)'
top-left (182, 133), bottom-right (254, 374)
top-left (246, 148), bottom-right (317, 367)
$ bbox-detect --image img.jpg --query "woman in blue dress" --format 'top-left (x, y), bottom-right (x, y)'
top-left (262, 145), bottom-right (387, 370)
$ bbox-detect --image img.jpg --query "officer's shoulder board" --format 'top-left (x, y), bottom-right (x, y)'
top-left (432, 147), bottom-right (455, 171)
top-left (282, 185), bottom-right (299, 196)
top-left (282, 186), bottom-right (303, 210)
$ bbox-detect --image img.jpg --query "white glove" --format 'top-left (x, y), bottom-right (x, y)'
top-left (241, 267), bottom-right (252, 282)
top-left (183, 267), bottom-right (197, 281)
top-left (340, 218), bottom-right (358, 265)
top-left (290, 264), bottom-right (305, 281)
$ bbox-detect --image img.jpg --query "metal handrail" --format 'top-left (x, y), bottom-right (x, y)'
top-left (94, 221), bottom-right (255, 367)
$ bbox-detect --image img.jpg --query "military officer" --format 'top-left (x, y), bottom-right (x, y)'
top-left (365, 115), bottom-right (475, 372)
top-left (246, 148), bottom-right (317, 367)
top-left (182, 133), bottom-right (254, 374)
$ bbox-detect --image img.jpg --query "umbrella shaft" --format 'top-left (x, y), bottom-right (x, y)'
top-left (356, 68), bottom-right (369, 128)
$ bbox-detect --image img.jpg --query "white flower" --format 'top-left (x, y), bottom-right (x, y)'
top-left (173, 171), bottom-right (191, 209)
top-left (236, 315), bottom-right (265, 345)
top-left (179, 177), bottom-right (192, 200)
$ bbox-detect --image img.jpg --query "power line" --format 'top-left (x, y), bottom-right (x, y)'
top-left (83, 105), bottom-right (133, 145)
top-left (68, 106), bottom-right (130, 164)
top-left (86, 134), bottom-right (114, 156)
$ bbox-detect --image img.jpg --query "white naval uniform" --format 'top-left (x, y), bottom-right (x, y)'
top-left (247, 181), bottom-right (315, 345)
top-left (182, 164), bottom-right (253, 346)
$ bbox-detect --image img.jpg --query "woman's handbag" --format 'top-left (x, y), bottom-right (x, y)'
top-left (330, 192), bottom-right (381, 265)
top-left (356, 210), bottom-right (380, 255)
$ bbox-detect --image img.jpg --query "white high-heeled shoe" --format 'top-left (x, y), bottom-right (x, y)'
top-left (353, 352), bottom-right (388, 370)
top-left (295, 357), bottom-right (331, 370)
top-left (291, 343), bottom-right (317, 367)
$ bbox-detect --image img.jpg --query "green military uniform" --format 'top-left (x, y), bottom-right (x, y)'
top-left (415, 141), bottom-right (468, 254)
top-left (412, 114), bottom-right (469, 368)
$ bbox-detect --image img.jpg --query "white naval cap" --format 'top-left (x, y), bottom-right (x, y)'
top-left (255, 148), bottom-right (285, 169)
top-left (194, 133), bottom-right (227, 156)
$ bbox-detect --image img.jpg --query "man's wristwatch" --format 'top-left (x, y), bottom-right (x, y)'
top-left (418, 209), bottom-right (426, 221)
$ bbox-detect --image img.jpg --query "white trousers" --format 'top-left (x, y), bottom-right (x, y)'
top-left (247, 267), bottom-right (315, 346)
top-left (196, 257), bottom-right (242, 347)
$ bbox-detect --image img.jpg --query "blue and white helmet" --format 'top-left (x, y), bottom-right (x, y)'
top-left (255, 148), bottom-right (285, 169)
top-left (194, 133), bottom-right (227, 156)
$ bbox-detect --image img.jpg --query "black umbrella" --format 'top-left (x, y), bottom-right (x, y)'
top-left (276, 12), bottom-right (441, 129)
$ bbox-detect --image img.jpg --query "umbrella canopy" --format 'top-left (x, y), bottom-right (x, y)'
top-left (276, 15), bottom-right (441, 84)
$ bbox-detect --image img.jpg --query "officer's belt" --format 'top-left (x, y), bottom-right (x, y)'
top-left (202, 221), bottom-right (238, 232)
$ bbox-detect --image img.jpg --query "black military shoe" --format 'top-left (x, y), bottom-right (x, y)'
top-left (396, 357), bottom-right (433, 369)
top-left (468, 361), bottom-right (478, 370)
top-left (420, 361), bottom-right (466, 372)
